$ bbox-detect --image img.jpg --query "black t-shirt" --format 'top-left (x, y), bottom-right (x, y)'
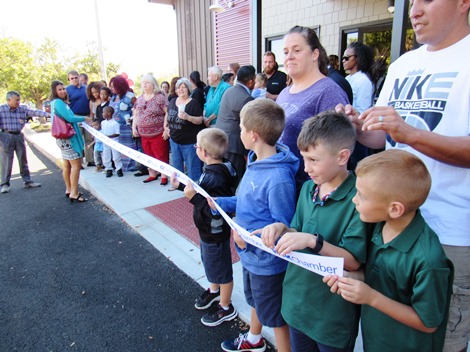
top-left (191, 87), bottom-right (205, 111)
top-left (167, 98), bottom-right (204, 144)
top-left (266, 70), bottom-right (287, 95)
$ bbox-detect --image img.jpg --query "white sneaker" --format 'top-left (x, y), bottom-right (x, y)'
top-left (1, 185), bottom-right (10, 193)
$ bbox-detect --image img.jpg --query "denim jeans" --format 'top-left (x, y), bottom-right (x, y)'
top-left (170, 138), bottom-right (202, 181)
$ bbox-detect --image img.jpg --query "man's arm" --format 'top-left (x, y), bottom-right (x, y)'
top-left (266, 92), bottom-right (279, 101)
top-left (25, 107), bottom-right (49, 118)
top-left (361, 106), bottom-right (470, 168)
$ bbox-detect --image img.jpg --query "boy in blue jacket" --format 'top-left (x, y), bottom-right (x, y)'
top-left (215, 99), bottom-right (299, 352)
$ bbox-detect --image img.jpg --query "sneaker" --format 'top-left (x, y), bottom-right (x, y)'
top-left (201, 303), bottom-right (237, 327)
top-left (117, 169), bottom-right (123, 177)
top-left (1, 185), bottom-right (9, 193)
top-left (106, 170), bottom-right (113, 178)
top-left (134, 171), bottom-right (149, 177)
top-left (221, 333), bottom-right (266, 352)
top-left (24, 182), bottom-right (41, 189)
top-left (195, 289), bottom-right (220, 310)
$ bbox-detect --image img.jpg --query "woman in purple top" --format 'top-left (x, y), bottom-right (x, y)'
top-left (277, 25), bottom-right (349, 189)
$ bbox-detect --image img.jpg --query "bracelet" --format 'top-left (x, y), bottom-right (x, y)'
top-left (307, 234), bottom-right (324, 254)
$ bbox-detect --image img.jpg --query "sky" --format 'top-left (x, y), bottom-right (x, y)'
top-left (0, 0), bottom-right (179, 81)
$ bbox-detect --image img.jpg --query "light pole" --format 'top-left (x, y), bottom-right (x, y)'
top-left (94, 0), bottom-right (107, 82)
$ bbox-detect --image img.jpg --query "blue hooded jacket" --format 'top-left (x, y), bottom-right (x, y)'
top-left (217, 143), bottom-right (299, 275)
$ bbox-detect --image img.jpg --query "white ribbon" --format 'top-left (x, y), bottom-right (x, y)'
top-left (82, 123), bottom-right (344, 277)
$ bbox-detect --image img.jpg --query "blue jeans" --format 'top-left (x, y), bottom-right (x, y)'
top-left (170, 139), bottom-right (202, 181)
top-left (290, 326), bottom-right (355, 352)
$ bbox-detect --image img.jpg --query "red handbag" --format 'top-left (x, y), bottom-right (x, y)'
top-left (51, 114), bottom-right (76, 139)
top-left (51, 100), bottom-right (76, 139)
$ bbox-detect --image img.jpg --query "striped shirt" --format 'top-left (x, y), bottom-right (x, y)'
top-left (0, 104), bottom-right (48, 132)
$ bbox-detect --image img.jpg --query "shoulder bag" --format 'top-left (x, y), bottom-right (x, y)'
top-left (51, 100), bottom-right (76, 139)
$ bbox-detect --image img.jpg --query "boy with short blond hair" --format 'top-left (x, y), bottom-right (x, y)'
top-left (258, 110), bottom-right (369, 351)
top-left (325, 149), bottom-right (453, 352)
top-left (171, 127), bottom-right (237, 327)
top-left (217, 99), bottom-right (299, 352)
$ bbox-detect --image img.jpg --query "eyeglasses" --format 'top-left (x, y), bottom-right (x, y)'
top-left (342, 55), bottom-right (356, 61)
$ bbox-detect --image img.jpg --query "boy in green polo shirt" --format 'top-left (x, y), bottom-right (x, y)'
top-left (324, 149), bottom-right (453, 352)
top-left (257, 111), bottom-right (369, 351)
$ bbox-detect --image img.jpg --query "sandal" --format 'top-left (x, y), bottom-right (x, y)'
top-left (69, 193), bottom-right (87, 203)
top-left (168, 185), bottom-right (177, 192)
top-left (65, 193), bottom-right (70, 198)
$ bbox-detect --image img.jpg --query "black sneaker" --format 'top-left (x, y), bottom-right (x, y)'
top-left (201, 303), bottom-right (237, 327)
top-left (221, 333), bottom-right (266, 352)
top-left (106, 170), bottom-right (113, 178)
top-left (117, 169), bottom-right (123, 177)
top-left (195, 289), bottom-right (220, 310)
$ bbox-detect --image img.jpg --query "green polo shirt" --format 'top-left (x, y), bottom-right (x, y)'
top-left (281, 173), bottom-right (370, 349)
top-left (362, 211), bottom-right (453, 352)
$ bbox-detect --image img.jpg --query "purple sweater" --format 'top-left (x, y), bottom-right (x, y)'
top-left (277, 77), bottom-right (349, 186)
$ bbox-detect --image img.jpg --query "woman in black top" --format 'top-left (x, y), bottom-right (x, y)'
top-left (164, 77), bottom-right (205, 185)
top-left (189, 71), bottom-right (206, 111)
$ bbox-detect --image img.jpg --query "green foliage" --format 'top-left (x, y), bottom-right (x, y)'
top-left (0, 37), bottom-right (119, 107)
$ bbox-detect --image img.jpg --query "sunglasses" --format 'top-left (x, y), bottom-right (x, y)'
top-left (342, 55), bottom-right (356, 61)
top-left (69, 77), bottom-right (79, 80)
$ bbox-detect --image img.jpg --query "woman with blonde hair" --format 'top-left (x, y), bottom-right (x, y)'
top-left (132, 74), bottom-right (170, 185)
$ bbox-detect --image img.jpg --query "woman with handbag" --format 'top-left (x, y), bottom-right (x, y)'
top-left (50, 80), bottom-right (91, 203)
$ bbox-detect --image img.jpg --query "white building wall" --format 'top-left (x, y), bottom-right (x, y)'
top-left (262, 0), bottom-right (393, 57)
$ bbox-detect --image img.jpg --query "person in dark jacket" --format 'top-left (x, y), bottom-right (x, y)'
top-left (170, 127), bottom-right (237, 327)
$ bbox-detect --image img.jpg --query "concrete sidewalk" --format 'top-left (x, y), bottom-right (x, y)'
top-left (23, 125), bottom-right (277, 345)
top-left (24, 125), bottom-right (370, 351)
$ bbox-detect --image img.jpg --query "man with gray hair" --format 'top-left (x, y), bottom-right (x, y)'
top-left (0, 91), bottom-right (49, 193)
top-left (203, 66), bottom-right (231, 127)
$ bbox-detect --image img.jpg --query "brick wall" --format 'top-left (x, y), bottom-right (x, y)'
top-left (262, 0), bottom-right (393, 57)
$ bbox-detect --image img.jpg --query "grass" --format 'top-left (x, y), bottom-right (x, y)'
top-left (29, 121), bottom-right (51, 133)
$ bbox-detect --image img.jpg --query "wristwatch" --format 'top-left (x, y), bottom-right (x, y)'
top-left (307, 234), bottom-right (324, 254)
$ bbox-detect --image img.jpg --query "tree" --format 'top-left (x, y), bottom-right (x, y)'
top-left (0, 37), bottom-right (119, 107)
top-left (68, 42), bottom-right (119, 83)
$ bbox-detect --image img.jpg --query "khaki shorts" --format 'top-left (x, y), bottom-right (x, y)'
top-left (443, 245), bottom-right (470, 352)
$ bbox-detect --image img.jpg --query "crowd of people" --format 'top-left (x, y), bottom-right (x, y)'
top-left (1, 1), bottom-right (469, 351)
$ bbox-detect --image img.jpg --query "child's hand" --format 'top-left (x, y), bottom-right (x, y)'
top-left (275, 232), bottom-right (316, 256)
top-left (232, 229), bottom-right (246, 249)
top-left (206, 197), bottom-right (217, 211)
top-left (170, 173), bottom-right (180, 189)
top-left (251, 222), bottom-right (287, 248)
top-left (183, 181), bottom-right (197, 199)
top-left (336, 277), bottom-right (375, 305)
top-left (86, 144), bottom-right (91, 149)
top-left (323, 275), bottom-right (341, 294)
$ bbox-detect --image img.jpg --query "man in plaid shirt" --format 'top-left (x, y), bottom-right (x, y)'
top-left (0, 91), bottom-right (50, 193)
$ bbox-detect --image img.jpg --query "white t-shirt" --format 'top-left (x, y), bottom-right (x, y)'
top-left (100, 119), bottom-right (120, 141)
top-left (377, 34), bottom-right (470, 246)
top-left (346, 70), bottom-right (374, 113)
